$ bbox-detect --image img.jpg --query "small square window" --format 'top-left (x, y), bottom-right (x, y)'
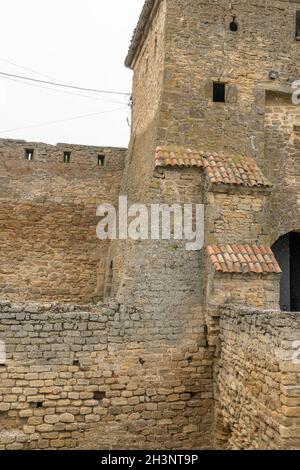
top-left (63, 151), bottom-right (71, 163)
top-left (213, 82), bottom-right (226, 103)
top-left (98, 154), bottom-right (106, 166)
top-left (296, 11), bottom-right (300, 40)
top-left (25, 149), bottom-right (34, 160)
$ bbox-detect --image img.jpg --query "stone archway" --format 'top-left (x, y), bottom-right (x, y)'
top-left (272, 231), bottom-right (300, 312)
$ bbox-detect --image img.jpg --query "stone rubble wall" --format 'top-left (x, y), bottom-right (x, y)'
top-left (0, 139), bottom-right (126, 303)
top-left (0, 300), bottom-right (213, 450)
top-left (206, 190), bottom-right (270, 246)
top-left (264, 95), bottom-right (300, 244)
top-left (216, 306), bottom-right (300, 450)
top-left (160, 0), bottom-right (300, 156)
top-left (0, 139), bottom-right (126, 169)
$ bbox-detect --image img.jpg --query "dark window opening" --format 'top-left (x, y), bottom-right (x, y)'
top-left (98, 154), bottom-right (106, 166)
top-left (230, 16), bottom-right (238, 32)
top-left (25, 149), bottom-right (34, 161)
top-left (213, 82), bottom-right (226, 102)
top-left (63, 152), bottom-right (71, 163)
top-left (272, 231), bottom-right (300, 312)
top-left (94, 391), bottom-right (106, 401)
top-left (296, 11), bottom-right (300, 39)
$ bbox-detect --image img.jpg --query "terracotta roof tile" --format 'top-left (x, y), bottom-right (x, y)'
top-left (155, 147), bottom-right (272, 188)
top-left (155, 147), bottom-right (204, 168)
top-left (207, 244), bottom-right (281, 274)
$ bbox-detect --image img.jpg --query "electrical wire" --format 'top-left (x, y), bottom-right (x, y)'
top-left (0, 57), bottom-right (69, 85)
top-left (0, 75), bottom-right (129, 106)
top-left (0, 71), bottom-right (130, 96)
top-left (0, 57), bottom-right (130, 105)
top-left (0, 106), bottom-right (128, 134)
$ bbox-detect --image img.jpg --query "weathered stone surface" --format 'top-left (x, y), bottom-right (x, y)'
top-left (1, 0), bottom-right (300, 452)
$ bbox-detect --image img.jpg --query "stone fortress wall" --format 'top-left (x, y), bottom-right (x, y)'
top-left (0, 139), bottom-right (126, 303)
top-left (1, 0), bottom-right (300, 450)
top-left (0, 300), bottom-right (211, 450)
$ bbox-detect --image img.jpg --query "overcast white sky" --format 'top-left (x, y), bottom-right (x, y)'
top-left (0, 0), bottom-right (144, 148)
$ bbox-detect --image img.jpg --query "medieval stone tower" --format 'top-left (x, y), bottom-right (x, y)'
top-left (112, 0), bottom-right (300, 313)
top-left (1, 0), bottom-right (300, 451)
top-left (110, 0), bottom-right (300, 448)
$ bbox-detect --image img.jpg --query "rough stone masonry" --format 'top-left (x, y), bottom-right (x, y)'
top-left (1, 0), bottom-right (300, 450)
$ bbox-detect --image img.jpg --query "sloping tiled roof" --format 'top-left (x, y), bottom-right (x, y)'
top-left (154, 147), bottom-right (272, 188)
top-left (207, 244), bottom-right (282, 274)
top-left (155, 147), bottom-right (203, 168)
top-left (202, 154), bottom-right (271, 187)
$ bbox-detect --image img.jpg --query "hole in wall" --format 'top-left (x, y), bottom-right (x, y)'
top-left (33, 402), bottom-right (43, 409)
top-left (73, 359), bottom-right (80, 367)
top-left (203, 324), bottom-right (209, 348)
top-left (139, 358), bottom-right (145, 366)
top-left (229, 16), bottom-right (238, 32)
top-left (93, 391), bottom-right (106, 401)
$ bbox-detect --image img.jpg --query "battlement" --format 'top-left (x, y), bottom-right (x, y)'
top-left (0, 138), bottom-right (127, 304)
top-left (0, 138), bottom-right (127, 171)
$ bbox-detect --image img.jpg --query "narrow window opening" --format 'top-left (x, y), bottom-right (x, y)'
top-left (213, 82), bottom-right (226, 103)
top-left (25, 149), bottom-right (34, 161)
top-left (98, 154), bottom-right (106, 166)
top-left (230, 16), bottom-right (238, 32)
top-left (104, 260), bottom-right (113, 299)
top-left (63, 151), bottom-right (71, 163)
top-left (296, 11), bottom-right (300, 39)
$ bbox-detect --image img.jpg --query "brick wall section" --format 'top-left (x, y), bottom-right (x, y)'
top-left (216, 306), bottom-right (300, 450)
top-left (0, 300), bottom-right (213, 450)
top-left (0, 139), bottom-right (126, 303)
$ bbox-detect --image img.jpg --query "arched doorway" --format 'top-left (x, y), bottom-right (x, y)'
top-left (272, 232), bottom-right (300, 312)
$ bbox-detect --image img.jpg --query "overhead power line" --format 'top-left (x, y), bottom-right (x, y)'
top-left (0, 71), bottom-right (131, 96)
top-left (0, 106), bottom-right (128, 134)
top-left (0, 57), bottom-right (130, 105)
top-left (1, 74), bottom-right (129, 106)
top-left (0, 57), bottom-right (70, 85)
